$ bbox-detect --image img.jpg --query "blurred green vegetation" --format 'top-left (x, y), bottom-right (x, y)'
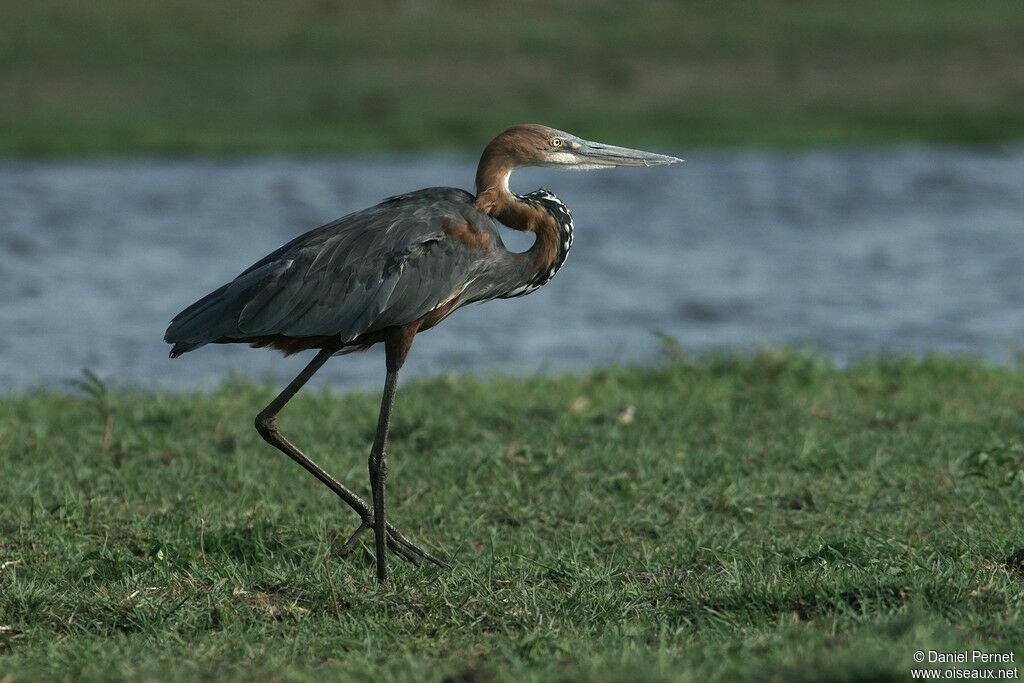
top-left (0, 0), bottom-right (1023, 153)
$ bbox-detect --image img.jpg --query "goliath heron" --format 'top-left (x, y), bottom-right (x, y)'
top-left (165, 124), bottom-right (680, 584)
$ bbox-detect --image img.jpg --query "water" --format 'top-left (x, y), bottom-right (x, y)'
top-left (2, 147), bottom-right (1022, 391)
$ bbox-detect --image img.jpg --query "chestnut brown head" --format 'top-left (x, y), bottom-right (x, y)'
top-left (485, 123), bottom-right (682, 171)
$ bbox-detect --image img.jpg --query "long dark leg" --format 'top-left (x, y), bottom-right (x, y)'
top-left (368, 368), bottom-right (399, 583)
top-left (253, 347), bottom-right (446, 569)
top-left (360, 326), bottom-right (423, 584)
top-left (255, 348), bottom-right (367, 515)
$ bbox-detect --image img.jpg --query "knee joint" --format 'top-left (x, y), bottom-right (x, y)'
top-left (254, 412), bottom-right (277, 439)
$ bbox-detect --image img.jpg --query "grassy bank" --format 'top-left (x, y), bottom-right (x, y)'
top-left (2, 0), bottom-right (1024, 155)
top-left (1, 351), bottom-right (1023, 680)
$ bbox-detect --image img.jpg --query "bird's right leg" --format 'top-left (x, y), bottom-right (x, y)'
top-left (253, 347), bottom-right (446, 568)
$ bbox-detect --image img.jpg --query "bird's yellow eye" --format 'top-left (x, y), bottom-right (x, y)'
top-left (550, 137), bottom-right (563, 147)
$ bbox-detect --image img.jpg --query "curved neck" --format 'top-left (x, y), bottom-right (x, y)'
top-left (473, 145), bottom-right (574, 299)
top-left (473, 148), bottom-right (560, 272)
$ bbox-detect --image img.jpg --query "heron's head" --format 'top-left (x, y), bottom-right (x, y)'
top-left (487, 123), bottom-right (682, 171)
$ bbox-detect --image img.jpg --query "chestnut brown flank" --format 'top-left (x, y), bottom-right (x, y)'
top-left (441, 218), bottom-right (493, 253)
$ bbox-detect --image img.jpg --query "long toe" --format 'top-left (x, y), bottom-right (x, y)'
top-left (337, 519), bottom-right (448, 568)
top-left (386, 527), bottom-right (448, 568)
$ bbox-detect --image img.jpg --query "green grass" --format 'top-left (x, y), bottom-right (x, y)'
top-left (2, 351), bottom-right (1023, 680)
top-left (2, 0), bottom-right (1024, 155)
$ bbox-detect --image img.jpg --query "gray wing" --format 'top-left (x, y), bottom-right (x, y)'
top-left (165, 188), bottom-right (493, 354)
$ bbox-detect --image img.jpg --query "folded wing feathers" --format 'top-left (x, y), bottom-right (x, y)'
top-left (165, 190), bottom-right (485, 351)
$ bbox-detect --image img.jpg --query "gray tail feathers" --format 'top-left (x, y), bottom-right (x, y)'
top-left (164, 260), bottom-right (298, 357)
top-left (164, 281), bottom-right (239, 358)
top-left (168, 342), bottom-right (199, 358)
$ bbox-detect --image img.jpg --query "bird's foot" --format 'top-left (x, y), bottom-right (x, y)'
top-left (338, 518), bottom-right (448, 569)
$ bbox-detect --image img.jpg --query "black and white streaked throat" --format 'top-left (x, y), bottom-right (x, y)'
top-left (502, 189), bottom-right (574, 299)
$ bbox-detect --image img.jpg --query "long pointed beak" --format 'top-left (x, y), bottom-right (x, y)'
top-left (571, 139), bottom-right (682, 168)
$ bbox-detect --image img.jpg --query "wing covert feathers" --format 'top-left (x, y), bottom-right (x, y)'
top-left (165, 188), bottom-right (492, 356)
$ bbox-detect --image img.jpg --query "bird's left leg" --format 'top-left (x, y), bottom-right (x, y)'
top-left (362, 325), bottom-right (430, 584)
top-left (367, 365), bottom-right (398, 583)
top-left (330, 367), bottom-right (407, 580)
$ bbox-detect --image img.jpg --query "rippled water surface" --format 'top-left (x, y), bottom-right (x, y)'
top-left (2, 147), bottom-right (1022, 391)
